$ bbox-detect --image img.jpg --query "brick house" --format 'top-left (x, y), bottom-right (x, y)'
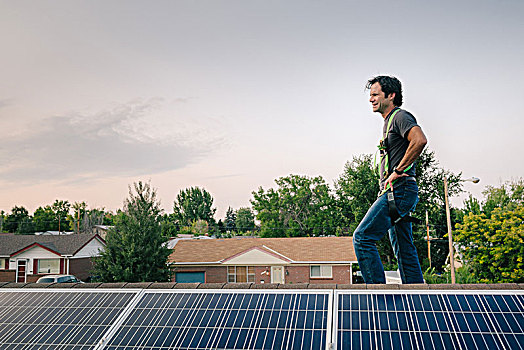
top-left (0, 233), bottom-right (105, 283)
top-left (169, 236), bottom-right (357, 284)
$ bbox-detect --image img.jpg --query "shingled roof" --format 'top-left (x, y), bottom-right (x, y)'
top-left (0, 233), bottom-right (104, 257)
top-left (170, 236), bottom-right (356, 263)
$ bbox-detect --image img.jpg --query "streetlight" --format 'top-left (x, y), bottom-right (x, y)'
top-left (444, 176), bottom-right (480, 284)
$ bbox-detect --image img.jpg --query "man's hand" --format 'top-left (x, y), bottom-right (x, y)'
top-left (384, 171), bottom-right (408, 191)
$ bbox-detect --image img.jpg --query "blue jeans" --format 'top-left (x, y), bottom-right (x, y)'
top-left (353, 180), bottom-right (424, 284)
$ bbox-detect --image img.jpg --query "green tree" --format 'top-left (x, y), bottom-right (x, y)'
top-left (455, 205), bottom-right (524, 283)
top-left (160, 213), bottom-right (178, 237)
top-left (235, 207), bottom-right (255, 233)
top-left (191, 219), bottom-right (209, 236)
top-left (216, 219), bottom-right (225, 236)
top-left (17, 216), bottom-right (35, 234)
top-left (93, 181), bottom-right (172, 282)
top-left (251, 174), bottom-right (339, 237)
top-left (81, 208), bottom-right (106, 233)
top-left (173, 187), bottom-right (216, 227)
top-left (70, 201), bottom-right (88, 233)
top-left (224, 207), bottom-right (236, 233)
top-left (5, 206), bottom-right (32, 234)
top-left (0, 210), bottom-right (5, 232)
top-left (335, 154), bottom-right (379, 233)
top-left (482, 179), bottom-right (524, 216)
top-left (52, 200), bottom-right (71, 233)
top-left (463, 194), bottom-right (482, 216)
top-left (33, 206), bottom-right (57, 232)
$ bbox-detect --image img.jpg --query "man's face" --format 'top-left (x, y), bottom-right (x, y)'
top-left (369, 82), bottom-right (395, 114)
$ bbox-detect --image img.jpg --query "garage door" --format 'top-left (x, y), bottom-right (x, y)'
top-left (175, 272), bottom-right (205, 283)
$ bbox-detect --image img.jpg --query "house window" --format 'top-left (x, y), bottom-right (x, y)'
top-left (227, 266), bottom-right (255, 283)
top-left (310, 265), bottom-right (332, 278)
top-left (38, 259), bottom-right (60, 274)
top-left (0, 259), bottom-right (4, 269)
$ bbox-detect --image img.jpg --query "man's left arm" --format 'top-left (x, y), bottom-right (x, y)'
top-left (384, 126), bottom-right (428, 189)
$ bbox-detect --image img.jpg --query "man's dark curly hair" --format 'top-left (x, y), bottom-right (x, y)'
top-left (366, 75), bottom-right (403, 107)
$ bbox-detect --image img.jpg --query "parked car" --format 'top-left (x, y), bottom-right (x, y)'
top-left (36, 275), bottom-right (84, 283)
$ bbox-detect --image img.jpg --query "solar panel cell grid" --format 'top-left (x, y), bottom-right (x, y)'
top-left (335, 291), bottom-right (524, 350)
top-left (0, 290), bottom-right (138, 350)
top-left (1, 288), bottom-right (522, 350)
top-left (103, 290), bottom-right (331, 350)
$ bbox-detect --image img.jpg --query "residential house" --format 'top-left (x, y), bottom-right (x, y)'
top-left (169, 236), bottom-right (357, 284)
top-left (0, 233), bottom-right (105, 283)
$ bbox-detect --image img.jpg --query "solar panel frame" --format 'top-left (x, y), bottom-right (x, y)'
top-left (333, 289), bottom-right (524, 350)
top-left (98, 289), bottom-right (334, 350)
top-left (0, 288), bottom-right (141, 350)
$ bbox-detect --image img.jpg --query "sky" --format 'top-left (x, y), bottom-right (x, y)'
top-left (1, 0), bottom-right (523, 219)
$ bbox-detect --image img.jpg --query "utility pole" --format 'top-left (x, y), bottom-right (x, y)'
top-left (426, 210), bottom-right (431, 268)
top-left (444, 176), bottom-right (455, 284)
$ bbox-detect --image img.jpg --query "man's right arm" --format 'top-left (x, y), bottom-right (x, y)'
top-left (383, 126), bottom-right (427, 190)
top-left (396, 126), bottom-right (427, 172)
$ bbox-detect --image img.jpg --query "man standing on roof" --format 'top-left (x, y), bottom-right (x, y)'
top-left (353, 75), bottom-right (427, 284)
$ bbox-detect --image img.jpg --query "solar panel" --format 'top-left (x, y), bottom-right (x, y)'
top-left (0, 289), bottom-right (140, 350)
top-left (2, 287), bottom-right (522, 350)
top-left (333, 290), bottom-right (524, 350)
top-left (100, 289), bottom-right (333, 350)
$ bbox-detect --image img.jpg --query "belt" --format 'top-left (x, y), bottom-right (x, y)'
top-left (400, 176), bottom-right (416, 183)
top-left (387, 186), bottom-right (421, 225)
top-left (380, 176), bottom-right (416, 193)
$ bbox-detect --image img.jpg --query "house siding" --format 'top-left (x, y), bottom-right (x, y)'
top-left (69, 257), bottom-right (95, 281)
top-left (0, 270), bottom-right (15, 282)
top-left (173, 266), bottom-right (226, 283)
top-left (75, 238), bottom-right (105, 258)
top-left (172, 264), bottom-right (352, 284)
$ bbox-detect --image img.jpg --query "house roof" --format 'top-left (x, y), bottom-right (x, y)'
top-left (170, 236), bottom-right (356, 264)
top-left (0, 233), bottom-right (104, 257)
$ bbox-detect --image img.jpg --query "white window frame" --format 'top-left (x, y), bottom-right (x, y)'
top-left (310, 265), bottom-right (333, 278)
top-left (227, 266), bottom-right (255, 283)
top-left (37, 258), bottom-right (61, 274)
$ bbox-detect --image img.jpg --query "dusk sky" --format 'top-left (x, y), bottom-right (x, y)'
top-left (1, 0), bottom-right (523, 218)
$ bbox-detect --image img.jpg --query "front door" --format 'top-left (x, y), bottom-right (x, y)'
top-left (271, 266), bottom-right (284, 284)
top-left (16, 260), bottom-right (27, 283)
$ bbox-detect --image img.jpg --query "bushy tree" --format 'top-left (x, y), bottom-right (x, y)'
top-left (81, 208), bottom-right (105, 233)
top-left (455, 205), bottom-right (524, 283)
top-left (482, 179), bottom-right (524, 216)
top-left (70, 201), bottom-right (88, 233)
top-left (225, 207), bottom-right (236, 233)
top-left (455, 179), bottom-right (524, 283)
top-left (235, 207), bottom-right (255, 233)
top-left (33, 206), bottom-right (57, 232)
top-left (173, 187), bottom-right (216, 227)
top-left (5, 206), bottom-right (33, 234)
top-left (160, 213), bottom-right (178, 237)
top-left (335, 154), bottom-right (379, 233)
top-left (0, 210), bottom-right (5, 232)
top-left (93, 181), bottom-right (172, 282)
top-left (52, 200), bottom-right (71, 233)
top-left (251, 174), bottom-right (339, 237)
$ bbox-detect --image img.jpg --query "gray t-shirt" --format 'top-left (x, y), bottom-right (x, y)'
top-left (380, 108), bottom-right (419, 186)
